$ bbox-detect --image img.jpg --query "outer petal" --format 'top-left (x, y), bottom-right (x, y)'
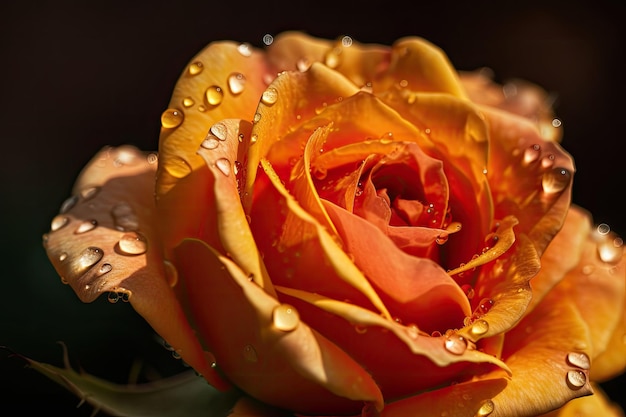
top-left (537, 385), bottom-right (624, 417)
top-left (42, 145), bottom-right (228, 390)
top-left (174, 238), bottom-right (383, 415)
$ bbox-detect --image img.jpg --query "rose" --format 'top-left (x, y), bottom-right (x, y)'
top-left (43, 31), bottom-right (625, 416)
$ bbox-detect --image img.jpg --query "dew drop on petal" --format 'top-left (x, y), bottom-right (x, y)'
top-left (210, 122), bottom-right (228, 141)
top-left (261, 87), bottom-right (278, 105)
top-left (341, 35), bottom-right (353, 47)
top-left (163, 260), bottom-right (178, 288)
top-left (188, 61), bottom-right (204, 75)
top-left (75, 219), bottom-right (98, 234)
top-left (470, 319), bottom-right (489, 336)
top-left (444, 334), bottom-right (467, 355)
top-left (227, 72), bottom-right (246, 95)
top-left (237, 43), bottom-right (252, 57)
top-left (250, 134), bottom-right (258, 144)
top-left (242, 344), bottom-right (258, 363)
top-left (201, 135), bottom-right (220, 150)
top-left (566, 352), bottom-right (590, 370)
top-left (147, 153), bottom-right (158, 164)
top-left (215, 158), bottom-right (231, 176)
top-left (262, 34), bottom-right (273, 45)
top-left (204, 351), bottom-right (217, 368)
top-left (324, 49), bottom-right (341, 68)
top-left (98, 263), bottom-right (112, 275)
top-left (161, 108), bottom-right (184, 129)
top-left (75, 247), bottom-right (104, 275)
top-left (182, 97), bottom-right (195, 108)
top-left (205, 85), bottom-right (224, 106)
top-left (566, 370), bottom-right (587, 389)
top-left (80, 187), bottom-right (100, 200)
top-left (476, 399), bottom-right (495, 417)
top-left (597, 240), bottom-right (622, 264)
top-left (60, 195), bottom-right (78, 213)
top-left (118, 232), bottom-right (148, 255)
top-left (272, 304), bottom-right (300, 331)
top-left (541, 154), bottom-right (555, 169)
top-left (108, 292), bottom-right (120, 303)
top-left (542, 167), bottom-right (571, 194)
top-left (51, 215), bottom-right (69, 231)
top-left (297, 58), bottom-right (311, 72)
top-left (59, 252), bottom-right (67, 262)
top-left (523, 144), bottom-right (541, 164)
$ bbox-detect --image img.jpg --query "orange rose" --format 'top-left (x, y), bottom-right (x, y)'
top-left (43, 32), bottom-right (625, 416)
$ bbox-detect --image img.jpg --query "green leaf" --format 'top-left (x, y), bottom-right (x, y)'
top-left (10, 344), bottom-right (241, 417)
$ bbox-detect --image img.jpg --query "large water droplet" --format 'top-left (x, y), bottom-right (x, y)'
top-left (227, 73), bottom-right (246, 95)
top-left (237, 43), bottom-right (252, 57)
top-left (542, 167), bottom-right (571, 194)
top-left (261, 87), bottom-right (278, 105)
top-left (80, 187), bottom-right (100, 201)
top-left (161, 108), bottom-right (184, 129)
top-left (470, 319), bottom-right (489, 336)
top-left (201, 135), bottom-right (220, 150)
top-left (60, 195), bottom-right (78, 213)
top-left (566, 352), bottom-right (590, 370)
top-left (210, 122), bottom-right (228, 141)
top-left (476, 399), bottom-right (495, 416)
top-left (215, 158), bottom-right (231, 176)
top-left (188, 61), bottom-right (204, 75)
top-left (51, 215), bottom-right (69, 231)
top-left (205, 85), bottom-right (224, 106)
top-left (272, 304), bottom-right (300, 331)
top-left (111, 202), bottom-right (139, 231)
top-left (566, 370), bottom-right (587, 389)
top-left (118, 232), bottom-right (148, 255)
top-left (164, 260), bottom-right (178, 288)
top-left (444, 334), bottom-right (467, 355)
top-left (75, 247), bottom-right (104, 275)
top-left (75, 219), bottom-right (98, 234)
top-left (597, 240), bottom-right (622, 264)
top-left (242, 344), bottom-right (258, 363)
top-left (522, 144), bottom-right (541, 164)
top-left (99, 263), bottom-right (112, 275)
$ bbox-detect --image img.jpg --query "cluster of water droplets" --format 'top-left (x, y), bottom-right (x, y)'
top-left (516, 143), bottom-right (572, 195)
top-left (564, 351), bottom-right (590, 390)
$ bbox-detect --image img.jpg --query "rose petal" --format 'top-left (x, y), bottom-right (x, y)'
top-left (267, 31), bottom-right (392, 89)
top-left (174, 238), bottom-right (383, 415)
top-left (537, 384), bottom-right (625, 417)
top-left (480, 105), bottom-right (574, 257)
top-left (244, 62), bottom-right (360, 210)
top-left (323, 200), bottom-right (470, 332)
top-left (43, 145), bottom-right (228, 391)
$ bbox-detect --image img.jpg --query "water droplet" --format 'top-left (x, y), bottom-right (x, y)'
top-left (237, 43), bottom-right (252, 57)
top-left (60, 195), bottom-right (78, 213)
top-left (233, 160), bottom-right (242, 176)
top-left (80, 187), bottom-right (100, 200)
top-left (272, 304), bottom-right (300, 331)
top-left (461, 284), bottom-right (475, 300)
top-left (354, 324), bottom-right (368, 334)
top-left (108, 292), bottom-right (120, 303)
top-left (262, 34), bottom-right (273, 45)
top-left (242, 344), bottom-right (258, 363)
top-left (75, 219), bottom-right (98, 234)
top-left (227, 72), bottom-right (246, 95)
top-left (597, 240), bottom-right (622, 264)
top-left (436, 233), bottom-right (449, 245)
top-left (147, 153), bottom-right (158, 164)
top-left (566, 352), bottom-right (590, 370)
top-left (118, 232), bottom-right (148, 255)
top-left (75, 247), bottom-right (104, 275)
top-left (523, 144), bottom-right (541, 164)
top-left (542, 167), bottom-right (571, 194)
top-left (59, 252), bottom-right (67, 262)
top-left (552, 118), bottom-right (562, 128)
top-left (188, 61), bottom-right (204, 75)
top-left (324, 48), bottom-right (341, 68)
top-left (261, 87), bottom-right (278, 105)
top-left (541, 154), bottom-right (556, 169)
top-left (201, 135), bottom-right (220, 150)
top-left (215, 158), bottom-right (231, 176)
top-left (204, 351), bottom-right (217, 368)
top-left (161, 108), bottom-right (184, 129)
top-left (202, 85), bottom-right (224, 107)
top-left (566, 370), bottom-right (587, 389)
top-left (475, 298), bottom-right (494, 316)
top-left (476, 399), bottom-right (495, 417)
top-left (596, 223), bottom-right (611, 236)
top-left (341, 35), bottom-right (353, 47)
top-left (182, 97), bottom-right (195, 108)
top-left (250, 134), bottom-right (258, 143)
top-left (444, 334), bottom-right (467, 355)
top-left (99, 263), bottom-right (112, 275)
top-left (51, 215), bottom-right (69, 231)
top-left (210, 122), bottom-right (228, 140)
top-left (296, 58), bottom-right (311, 72)
top-left (470, 319), bottom-right (489, 336)
top-left (253, 112), bottom-right (262, 123)
top-left (164, 260), bottom-right (178, 287)
top-left (111, 202), bottom-right (139, 231)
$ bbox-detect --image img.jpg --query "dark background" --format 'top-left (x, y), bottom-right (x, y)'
top-left (1, 0), bottom-right (624, 415)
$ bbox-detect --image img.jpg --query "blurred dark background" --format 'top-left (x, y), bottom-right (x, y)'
top-left (1, 0), bottom-right (624, 414)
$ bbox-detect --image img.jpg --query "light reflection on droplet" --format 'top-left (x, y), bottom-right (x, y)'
top-left (566, 352), bottom-right (590, 370)
top-left (566, 370), bottom-right (587, 389)
top-left (272, 304), bottom-right (300, 331)
top-left (541, 167), bottom-right (571, 194)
